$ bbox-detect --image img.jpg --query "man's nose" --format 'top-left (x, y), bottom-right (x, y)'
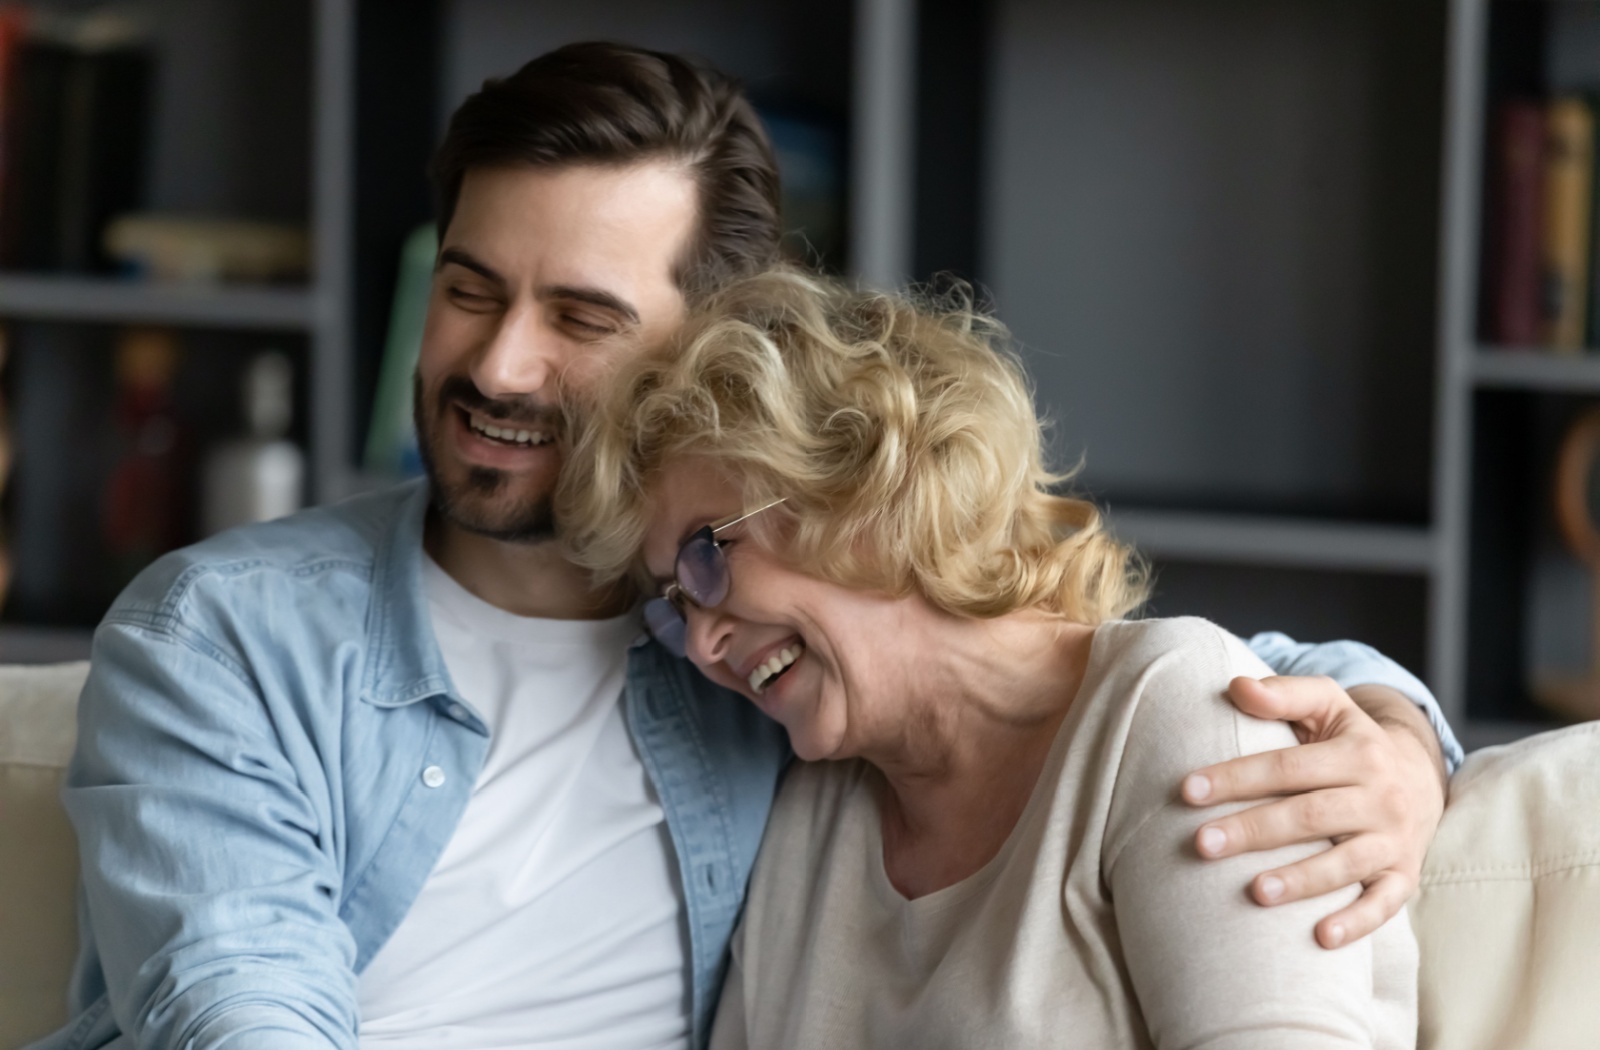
top-left (469, 302), bottom-right (565, 398)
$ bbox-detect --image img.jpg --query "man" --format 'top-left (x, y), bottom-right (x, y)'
top-left (34, 42), bottom-right (1461, 1050)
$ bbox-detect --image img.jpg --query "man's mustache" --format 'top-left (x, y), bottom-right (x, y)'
top-left (436, 375), bottom-right (564, 429)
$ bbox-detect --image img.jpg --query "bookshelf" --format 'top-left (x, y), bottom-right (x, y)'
top-left (895, 0), bottom-right (1600, 750)
top-left (8, 0), bottom-right (1588, 758)
top-left (0, 0), bottom-right (869, 652)
top-left (0, 0), bottom-right (342, 648)
top-left (901, 0), bottom-right (1447, 731)
top-left (1433, 0), bottom-right (1600, 748)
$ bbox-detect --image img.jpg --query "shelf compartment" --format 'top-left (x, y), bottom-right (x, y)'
top-left (1106, 510), bottom-right (1435, 574)
top-left (0, 275), bottom-right (315, 330)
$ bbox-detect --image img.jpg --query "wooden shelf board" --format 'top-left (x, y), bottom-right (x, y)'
top-left (1471, 347), bottom-right (1600, 393)
top-left (0, 274), bottom-right (316, 330)
top-left (1106, 509), bottom-right (1436, 574)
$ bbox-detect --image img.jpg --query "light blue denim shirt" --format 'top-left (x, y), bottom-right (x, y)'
top-left (30, 480), bottom-right (1458, 1050)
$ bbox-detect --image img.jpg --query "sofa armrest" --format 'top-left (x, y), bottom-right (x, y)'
top-left (0, 661), bottom-right (89, 1048)
top-left (1413, 721), bottom-right (1600, 1050)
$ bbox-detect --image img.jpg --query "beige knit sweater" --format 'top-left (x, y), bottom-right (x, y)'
top-left (710, 618), bottom-right (1418, 1050)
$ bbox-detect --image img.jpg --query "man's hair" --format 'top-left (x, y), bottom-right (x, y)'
top-left (431, 41), bottom-right (782, 298)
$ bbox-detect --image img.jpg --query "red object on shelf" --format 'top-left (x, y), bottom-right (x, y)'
top-left (1484, 99), bottom-right (1547, 347)
top-left (102, 327), bottom-right (190, 584)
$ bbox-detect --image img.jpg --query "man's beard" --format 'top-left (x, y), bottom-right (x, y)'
top-left (414, 374), bottom-right (564, 543)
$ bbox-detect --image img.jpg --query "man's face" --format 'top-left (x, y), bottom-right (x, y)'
top-left (416, 162), bottom-right (698, 542)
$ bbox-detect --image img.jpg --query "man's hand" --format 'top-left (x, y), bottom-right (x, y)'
top-left (1180, 675), bottom-right (1447, 949)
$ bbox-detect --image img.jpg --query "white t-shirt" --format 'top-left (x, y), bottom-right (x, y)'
top-left (357, 557), bottom-right (691, 1050)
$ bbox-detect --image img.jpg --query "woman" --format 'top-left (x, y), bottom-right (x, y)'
top-left (558, 269), bottom-right (1417, 1048)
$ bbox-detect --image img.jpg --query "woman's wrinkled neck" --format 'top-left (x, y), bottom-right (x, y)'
top-left (860, 609), bottom-right (1097, 799)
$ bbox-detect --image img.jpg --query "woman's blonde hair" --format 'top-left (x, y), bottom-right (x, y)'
top-left (558, 267), bottom-right (1148, 624)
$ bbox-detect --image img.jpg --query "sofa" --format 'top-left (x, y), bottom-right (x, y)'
top-left (3, 662), bottom-right (1599, 1049)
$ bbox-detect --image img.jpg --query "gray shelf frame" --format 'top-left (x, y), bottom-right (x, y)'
top-left (0, 275), bottom-right (316, 329)
top-left (1108, 511), bottom-right (1436, 576)
top-left (1432, 0), bottom-right (1600, 747)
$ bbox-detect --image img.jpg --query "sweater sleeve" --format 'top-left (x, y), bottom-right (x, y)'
top-left (1102, 620), bottom-right (1402, 1049)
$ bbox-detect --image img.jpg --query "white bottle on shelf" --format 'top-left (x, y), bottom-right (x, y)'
top-left (201, 351), bottom-right (305, 536)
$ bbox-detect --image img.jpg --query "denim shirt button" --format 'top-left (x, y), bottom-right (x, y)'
top-left (421, 765), bottom-right (446, 788)
top-left (447, 703), bottom-right (470, 723)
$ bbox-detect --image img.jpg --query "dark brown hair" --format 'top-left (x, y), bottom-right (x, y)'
top-left (431, 41), bottom-right (782, 298)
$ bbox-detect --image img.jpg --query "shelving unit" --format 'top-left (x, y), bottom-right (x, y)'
top-left (0, 0), bottom-right (350, 645)
top-left (0, 0), bottom-right (872, 650)
top-left (1430, 0), bottom-right (1600, 744)
top-left (6, 0), bottom-right (1590, 751)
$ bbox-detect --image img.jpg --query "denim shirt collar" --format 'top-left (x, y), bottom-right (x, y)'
top-left (359, 479), bottom-right (462, 710)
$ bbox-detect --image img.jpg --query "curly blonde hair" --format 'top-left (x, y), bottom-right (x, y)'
top-left (557, 267), bottom-right (1148, 624)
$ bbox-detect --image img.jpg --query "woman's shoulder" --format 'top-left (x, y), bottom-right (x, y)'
top-left (1092, 616), bottom-right (1260, 672)
top-left (1085, 617), bottom-right (1296, 823)
top-left (1088, 617), bottom-right (1274, 714)
top-left (764, 757), bottom-right (873, 856)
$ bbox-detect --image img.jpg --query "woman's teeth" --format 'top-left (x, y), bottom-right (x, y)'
top-left (468, 412), bottom-right (553, 447)
top-left (749, 644), bottom-right (802, 694)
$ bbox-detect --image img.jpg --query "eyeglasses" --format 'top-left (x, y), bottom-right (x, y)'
top-left (643, 497), bottom-right (786, 657)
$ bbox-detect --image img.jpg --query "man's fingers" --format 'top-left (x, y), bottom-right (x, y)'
top-left (1192, 786), bottom-right (1372, 858)
top-left (1313, 871), bottom-right (1414, 950)
top-left (1245, 836), bottom-right (1394, 907)
top-left (1182, 738), bottom-right (1357, 806)
top-left (1226, 675), bottom-right (1348, 727)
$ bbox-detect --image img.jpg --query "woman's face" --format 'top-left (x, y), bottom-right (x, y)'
top-left (641, 459), bottom-right (912, 761)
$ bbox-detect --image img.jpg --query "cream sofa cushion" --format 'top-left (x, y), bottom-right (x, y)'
top-left (0, 661), bottom-right (89, 1050)
top-left (1413, 721), bottom-right (1600, 1050)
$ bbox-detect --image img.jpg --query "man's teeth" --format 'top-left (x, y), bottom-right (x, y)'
top-left (749, 645), bottom-right (802, 693)
top-left (468, 413), bottom-right (552, 447)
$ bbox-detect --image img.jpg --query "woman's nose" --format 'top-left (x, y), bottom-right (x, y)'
top-left (683, 605), bottom-right (736, 667)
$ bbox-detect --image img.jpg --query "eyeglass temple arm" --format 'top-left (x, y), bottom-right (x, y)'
top-left (709, 496), bottom-right (787, 536)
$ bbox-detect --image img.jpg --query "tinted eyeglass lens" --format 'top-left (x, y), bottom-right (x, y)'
top-left (676, 528), bottom-right (729, 606)
top-left (643, 597), bottom-right (687, 657)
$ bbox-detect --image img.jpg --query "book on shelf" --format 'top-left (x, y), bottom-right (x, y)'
top-left (1482, 96), bottom-right (1599, 354)
top-left (1541, 97), bottom-right (1595, 352)
top-left (1484, 99), bottom-right (1546, 348)
top-left (0, 7), bottom-right (152, 273)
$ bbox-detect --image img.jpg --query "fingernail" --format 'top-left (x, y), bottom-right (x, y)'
top-left (1259, 875), bottom-right (1284, 902)
top-left (1183, 774), bottom-right (1211, 802)
top-left (1326, 923), bottom-right (1345, 948)
top-left (1198, 826), bottom-right (1226, 856)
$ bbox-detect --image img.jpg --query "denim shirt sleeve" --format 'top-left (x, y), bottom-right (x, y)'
top-left (63, 617), bottom-right (358, 1049)
top-left (1246, 631), bottom-right (1464, 775)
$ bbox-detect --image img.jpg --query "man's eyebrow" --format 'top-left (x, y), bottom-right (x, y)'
top-left (437, 248), bottom-right (505, 285)
top-left (543, 284), bottom-right (641, 326)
